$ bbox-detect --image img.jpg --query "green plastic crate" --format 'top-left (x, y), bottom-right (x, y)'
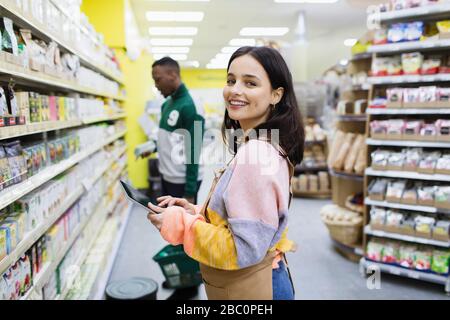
top-left (152, 244), bottom-right (202, 289)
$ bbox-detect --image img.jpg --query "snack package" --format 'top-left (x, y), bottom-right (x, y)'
top-left (437, 88), bottom-right (450, 106)
top-left (386, 119), bottom-right (406, 138)
top-left (403, 148), bottom-right (422, 171)
top-left (418, 151), bottom-right (440, 173)
top-left (399, 244), bottom-right (418, 269)
top-left (0, 145), bottom-right (12, 190)
top-left (421, 58), bottom-right (441, 75)
top-left (370, 207), bottom-right (387, 229)
top-left (414, 215), bottom-right (435, 238)
top-left (368, 179), bottom-right (389, 201)
top-left (387, 152), bottom-right (406, 170)
top-left (404, 21), bottom-right (424, 41)
top-left (402, 52), bottom-right (423, 75)
top-left (370, 120), bottom-right (388, 137)
top-left (403, 88), bottom-right (421, 105)
top-left (431, 250), bottom-right (450, 274)
top-left (419, 86), bottom-right (437, 104)
top-left (414, 247), bottom-right (432, 271)
top-left (369, 98), bottom-right (388, 109)
top-left (387, 56), bottom-right (403, 76)
top-left (404, 121), bottom-right (423, 140)
top-left (381, 241), bottom-right (400, 264)
top-left (402, 182), bottom-right (418, 204)
top-left (371, 149), bottom-right (390, 170)
top-left (385, 210), bottom-right (405, 231)
top-left (436, 119), bottom-right (450, 140)
top-left (436, 154), bottom-right (450, 173)
top-left (366, 239), bottom-right (384, 261)
top-left (371, 57), bottom-right (389, 76)
top-left (419, 123), bottom-right (437, 140)
top-left (386, 180), bottom-right (406, 203)
top-left (387, 88), bottom-right (403, 107)
top-left (388, 23), bottom-right (406, 43)
top-left (1, 17), bottom-right (19, 55)
top-left (434, 186), bottom-right (450, 208)
top-left (4, 84), bottom-right (19, 116)
top-left (373, 28), bottom-right (388, 45)
top-left (4, 141), bottom-right (26, 185)
top-left (433, 220), bottom-right (450, 241)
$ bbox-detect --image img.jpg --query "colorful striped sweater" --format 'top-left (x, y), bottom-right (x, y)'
top-left (160, 139), bottom-right (295, 270)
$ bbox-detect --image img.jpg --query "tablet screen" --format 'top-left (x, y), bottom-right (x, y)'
top-left (120, 180), bottom-right (152, 208)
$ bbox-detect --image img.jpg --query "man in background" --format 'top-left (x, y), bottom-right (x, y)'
top-left (151, 57), bottom-right (204, 299)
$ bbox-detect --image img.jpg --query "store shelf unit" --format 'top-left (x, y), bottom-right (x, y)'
top-left (0, 1), bottom-right (124, 84)
top-left (0, 144), bottom-right (127, 276)
top-left (0, 113), bottom-right (127, 140)
top-left (330, 169), bottom-right (364, 182)
top-left (21, 162), bottom-right (127, 300)
top-left (0, 130), bottom-right (126, 210)
top-left (363, 5), bottom-right (450, 293)
top-left (359, 258), bottom-right (450, 293)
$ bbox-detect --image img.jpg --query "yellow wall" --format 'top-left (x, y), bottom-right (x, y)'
top-left (82, 0), bottom-right (153, 189)
top-left (181, 69), bottom-right (226, 89)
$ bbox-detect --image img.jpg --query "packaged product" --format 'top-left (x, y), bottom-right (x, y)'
top-left (373, 28), bottom-right (388, 45)
top-left (414, 215), bottom-right (435, 238)
top-left (418, 123), bottom-right (437, 141)
top-left (381, 241), bottom-right (400, 264)
top-left (0, 145), bottom-right (12, 190)
top-left (403, 148), bottom-right (421, 171)
top-left (418, 151), bottom-right (440, 173)
top-left (2, 269), bottom-right (16, 300)
top-left (366, 239), bottom-right (384, 261)
top-left (371, 57), bottom-right (389, 76)
top-left (1, 17), bottom-right (18, 55)
top-left (370, 207), bottom-right (387, 229)
top-left (368, 98), bottom-right (387, 109)
top-left (434, 186), bottom-right (450, 209)
top-left (4, 212), bottom-right (25, 245)
top-left (0, 87), bottom-right (8, 116)
top-left (403, 88), bottom-right (421, 106)
top-left (399, 244), bottom-right (417, 268)
top-left (4, 141), bottom-right (26, 185)
top-left (404, 21), bottom-right (424, 41)
top-left (386, 181), bottom-right (406, 203)
top-left (437, 20), bottom-right (450, 38)
top-left (371, 149), bottom-right (390, 170)
top-left (421, 58), bottom-right (441, 75)
top-left (10, 260), bottom-right (21, 298)
top-left (414, 247), bottom-right (432, 271)
top-left (387, 56), bottom-right (403, 76)
top-left (404, 121), bottom-right (423, 140)
top-left (19, 254), bottom-right (32, 296)
top-left (3, 84), bottom-right (19, 117)
top-left (0, 227), bottom-right (7, 260)
top-left (370, 120), bottom-right (388, 138)
top-left (437, 88), bottom-right (450, 107)
top-left (386, 88), bottom-right (403, 108)
top-left (388, 23), bottom-right (406, 43)
top-left (432, 220), bottom-right (450, 241)
top-left (402, 52), bottom-right (423, 75)
top-left (431, 250), bottom-right (450, 274)
top-left (436, 119), bottom-right (450, 140)
top-left (399, 214), bottom-right (416, 235)
top-left (387, 152), bottom-right (406, 170)
top-left (417, 185), bottom-right (435, 206)
top-left (368, 179), bottom-right (389, 201)
top-left (402, 183), bottom-right (418, 204)
top-left (386, 119), bottom-right (406, 137)
top-left (436, 154), bottom-right (450, 174)
top-left (385, 210), bottom-right (405, 232)
top-left (0, 223), bottom-right (13, 254)
top-left (418, 86), bottom-right (437, 105)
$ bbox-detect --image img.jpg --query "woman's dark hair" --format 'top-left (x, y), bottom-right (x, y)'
top-left (221, 46), bottom-right (305, 165)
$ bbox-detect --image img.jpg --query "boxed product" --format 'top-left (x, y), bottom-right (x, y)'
top-left (403, 120), bottom-right (423, 140)
top-left (398, 215), bottom-right (416, 236)
top-left (0, 221), bottom-right (17, 254)
top-left (414, 215), bottom-right (435, 238)
top-left (385, 180), bottom-right (406, 203)
top-left (0, 227), bottom-right (7, 261)
top-left (414, 247), bottom-right (432, 271)
top-left (368, 179), bottom-right (389, 201)
top-left (436, 154), bottom-right (450, 174)
top-left (387, 152), bottom-right (405, 171)
top-left (399, 244), bottom-right (417, 269)
top-left (435, 119), bottom-right (450, 141)
top-left (436, 87), bottom-right (450, 108)
top-left (403, 148), bottom-right (422, 171)
top-left (437, 20), bottom-right (450, 40)
top-left (381, 241), bottom-right (400, 264)
top-left (386, 119), bottom-right (405, 139)
top-left (431, 250), bottom-right (450, 275)
top-left (421, 58), bottom-right (441, 75)
top-left (386, 88), bottom-right (403, 108)
top-left (371, 149), bottom-right (390, 170)
top-left (370, 120), bottom-right (387, 139)
top-left (402, 52), bottom-right (423, 75)
top-left (384, 210), bottom-right (405, 233)
top-left (403, 88), bottom-right (421, 108)
top-left (432, 220), bottom-right (450, 242)
top-left (370, 207), bottom-right (387, 230)
top-left (417, 151), bottom-right (440, 174)
top-left (418, 185), bottom-right (435, 206)
top-left (366, 239), bottom-right (384, 261)
top-left (387, 56), bottom-right (402, 76)
top-left (434, 186), bottom-right (450, 209)
top-left (0, 145), bottom-right (13, 191)
top-left (401, 183), bottom-right (418, 205)
top-left (419, 123), bottom-right (437, 141)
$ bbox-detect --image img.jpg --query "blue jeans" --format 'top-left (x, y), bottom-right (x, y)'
top-left (272, 260), bottom-right (295, 300)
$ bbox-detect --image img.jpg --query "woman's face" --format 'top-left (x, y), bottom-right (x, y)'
top-left (223, 54), bottom-right (282, 131)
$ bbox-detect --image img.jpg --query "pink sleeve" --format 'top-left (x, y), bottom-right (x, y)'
top-left (160, 206), bottom-right (205, 246)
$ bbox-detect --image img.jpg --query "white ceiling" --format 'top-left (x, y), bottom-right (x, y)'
top-left (130, 0), bottom-right (372, 68)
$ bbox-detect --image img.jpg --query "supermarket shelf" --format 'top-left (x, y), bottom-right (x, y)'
top-left (81, 113), bottom-right (127, 125)
top-left (367, 138), bottom-right (450, 148)
top-left (368, 3), bottom-right (450, 23)
top-left (0, 145), bottom-right (126, 276)
top-left (305, 140), bottom-right (326, 146)
top-left (295, 165), bottom-right (328, 172)
top-left (350, 53), bottom-right (372, 61)
top-left (368, 108), bottom-right (450, 115)
top-left (0, 114), bottom-right (127, 140)
top-left (329, 169), bottom-right (364, 181)
top-left (331, 238), bottom-right (363, 263)
top-left (364, 225), bottom-right (450, 248)
top-left (0, 59), bottom-right (123, 100)
top-left (91, 204), bottom-right (132, 300)
top-left (0, 2), bottom-right (124, 84)
top-left (351, 84), bottom-right (370, 91)
top-left (366, 167), bottom-right (450, 182)
top-left (0, 130), bottom-right (126, 210)
top-left (364, 197), bottom-right (442, 213)
top-left (336, 115), bottom-right (367, 122)
top-left (359, 258), bottom-right (449, 292)
top-left (58, 196), bottom-right (119, 300)
top-left (368, 74), bottom-right (450, 85)
top-left (292, 190), bottom-right (331, 199)
top-left (368, 39), bottom-right (450, 54)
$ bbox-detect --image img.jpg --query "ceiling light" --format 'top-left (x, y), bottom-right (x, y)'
top-left (206, 63), bottom-right (227, 69)
top-left (274, 0), bottom-right (339, 3)
top-left (212, 53), bottom-right (232, 62)
top-left (229, 38), bottom-right (256, 46)
top-left (150, 47), bottom-right (190, 54)
top-left (149, 27), bottom-right (198, 36)
top-left (180, 61), bottom-right (200, 68)
top-left (240, 27), bottom-right (289, 36)
top-left (343, 38), bottom-right (357, 47)
top-left (153, 54), bottom-right (188, 61)
top-left (339, 59), bottom-right (349, 66)
top-left (150, 38), bottom-right (194, 46)
top-left (146, 11), bottom-right (204, 22)
top-left (221, 46), bottom-right (240, 54)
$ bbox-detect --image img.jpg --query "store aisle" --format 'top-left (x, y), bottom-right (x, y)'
top-left (110, 165), bottom-right (449, 300)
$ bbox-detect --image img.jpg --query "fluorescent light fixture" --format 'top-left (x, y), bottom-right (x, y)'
top-left (240, 27), bottom-right (289, 36)
top-left (343, 38), bottom-right (357, 47)
top-left (149, 27), bottom-right (198, 36)
top-left (150, 47), bottom-right (190, 54)
top-left (146, 11), bottom-right (204, 22)
top-left (339, 59), bottom-right (349, 66)
top-left (274, 0), bottom-right (339, 3)
top-left (180, 61), bottom-right (200, 68)
top-left (150, 38), bottom-right (193, 46)
top-left (229, 38), bottom-right (256, 46)
top-left (153, 54), bottom-right (188, 61)
top-left (221, 46), bottom-right (240, 54)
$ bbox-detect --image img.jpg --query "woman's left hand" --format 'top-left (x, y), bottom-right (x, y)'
top-left (147, 202), bottom-right (166, 231)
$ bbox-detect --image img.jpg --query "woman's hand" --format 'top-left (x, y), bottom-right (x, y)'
top-left (147, 211), bottom-right (164, 231)
top-left (156, 196), bottom-right (197, 215)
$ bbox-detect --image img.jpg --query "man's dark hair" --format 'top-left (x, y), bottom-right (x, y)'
top-left (152, 56), bottom-right (180, 75)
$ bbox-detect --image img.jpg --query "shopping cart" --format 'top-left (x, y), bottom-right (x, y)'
top-left (153, 244), bottom-right (202, 289)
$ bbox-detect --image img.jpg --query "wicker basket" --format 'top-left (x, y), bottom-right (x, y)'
top-left (345, 194), bottom-right (364, 214)
top-left (320, 205), bottom-right (363, 246)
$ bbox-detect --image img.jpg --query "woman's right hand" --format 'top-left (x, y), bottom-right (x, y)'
top-left (156, 196), bottom-right (197, 215)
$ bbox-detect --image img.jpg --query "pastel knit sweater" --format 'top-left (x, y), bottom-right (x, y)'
top-left (160, 139), bottom-right (295, 270)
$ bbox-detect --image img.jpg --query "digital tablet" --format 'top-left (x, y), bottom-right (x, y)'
top-left (120, 180), bottom-right (158, 213)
